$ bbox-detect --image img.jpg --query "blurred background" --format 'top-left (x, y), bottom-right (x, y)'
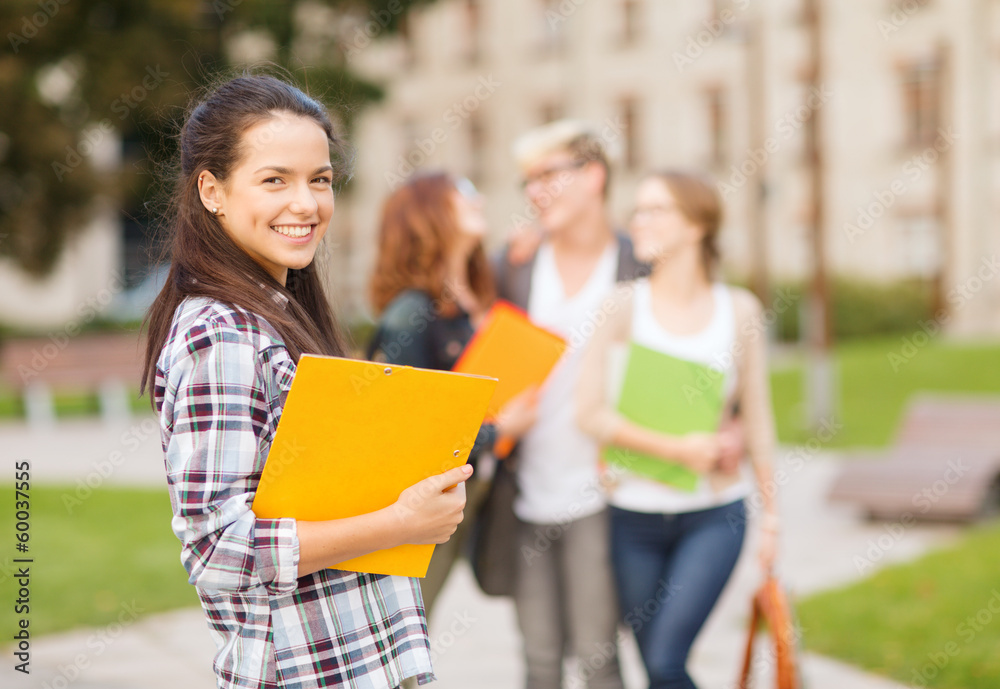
top-left (1, 1), bottom-right (999, 688)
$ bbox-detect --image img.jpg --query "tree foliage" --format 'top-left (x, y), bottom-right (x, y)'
top-left (0, 0), bottom-right (435, 276)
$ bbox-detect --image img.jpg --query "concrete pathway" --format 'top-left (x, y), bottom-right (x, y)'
top-left (2, 417), bottom-right (961, 688)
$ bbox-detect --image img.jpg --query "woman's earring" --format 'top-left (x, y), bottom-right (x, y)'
top-left (212, 208), bottom-right (219, 215)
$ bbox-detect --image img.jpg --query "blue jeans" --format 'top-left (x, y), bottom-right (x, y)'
top-left (610, 501), bottom-right (746, 689)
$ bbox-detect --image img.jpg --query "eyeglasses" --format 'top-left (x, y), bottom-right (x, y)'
top-left (630, 204), bottom-right (678, 222)
top-left (454, 176), bottom-right (480, 200)
top-left (519, 159), bottom-right (588, 191)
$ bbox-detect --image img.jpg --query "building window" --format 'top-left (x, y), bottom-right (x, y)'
top-left (888, 0), bottom-right (931, 13)
top-left (898, 215), bottom-right (941, 278)
top-left (619, 0), bottom-right (641, 46)
top-left (710, 0), bottom-right (735, 23)
top-left (398, 13), bottom-right (416, 68)
top-left (901, 60), bottom-right (940, 149)
top-left (462, 0), bottom-right (481, 64)
top-left (706, 87), bottom-right (728, 169)
top-left (619, 97), bottom-right (640, 171)
top-left (539, 0), bottom-right (567, 55)
top-left (467, 111), bottom-right (486, 185)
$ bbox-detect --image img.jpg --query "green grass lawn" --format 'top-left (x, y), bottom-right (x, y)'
top-left (771, 338), bottom-right (1000, 448)
top-left (0, 485), bottom-right (198, 638)
top-left (798, 520), bottom-right (1000, 689)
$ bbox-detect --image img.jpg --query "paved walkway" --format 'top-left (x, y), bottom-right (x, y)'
top-left (2, 417), bottom-right (960, 688)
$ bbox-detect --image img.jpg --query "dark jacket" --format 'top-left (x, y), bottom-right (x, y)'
top-left (366, 289), bottom-right (497, 459)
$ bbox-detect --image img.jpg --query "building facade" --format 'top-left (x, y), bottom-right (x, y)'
top-left (340, 0), bottom-right (1000, 335)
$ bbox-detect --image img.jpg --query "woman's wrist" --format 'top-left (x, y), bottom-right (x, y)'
top-left (657, 434), bottom-right (687, 464)
top-left (760, 511), bottom-right (780, 532)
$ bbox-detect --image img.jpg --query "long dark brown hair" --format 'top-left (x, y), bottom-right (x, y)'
top-left (369, 172), bottom-right (495, 316)
top-left (141, 73), bottom-right (350, 398)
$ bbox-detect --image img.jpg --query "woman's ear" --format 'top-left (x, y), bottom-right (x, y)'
top-left (198, 170), bottom-right (225, 217)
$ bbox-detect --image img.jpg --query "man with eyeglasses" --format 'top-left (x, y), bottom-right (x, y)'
top-left (491, 120), bottom-right (647, 689)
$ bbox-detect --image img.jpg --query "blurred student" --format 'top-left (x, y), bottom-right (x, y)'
top-left (576, 170), bottom-right (780, 689)
top-left (491, 120), bottom-right (642, 689)
top-left (143, 74), bottom-right (472, 688)
top-left (368, 172), bottom-right (537, 616)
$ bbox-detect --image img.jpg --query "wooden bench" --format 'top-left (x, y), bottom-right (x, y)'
top-left (828, 395), bottom-right (1000, 521)
top-left (0, 332), bottom-right (145, 427)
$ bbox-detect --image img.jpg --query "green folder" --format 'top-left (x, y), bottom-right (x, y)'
top-left (603, 342), bottom-right (725, 492)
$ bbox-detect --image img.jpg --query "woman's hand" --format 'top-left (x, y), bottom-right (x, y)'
top-left (495, 387), bottom-right (539, 440)
top-left (675, 432), bottom-right (723, 473)
top-left (758, 525), bottom-right (778, 573)
top-left (757, 512), bottom-right (779, 572)
top-left (716, 422), bottom-right (745, 475)
top-left (392, 465), bottom-right (473, 545)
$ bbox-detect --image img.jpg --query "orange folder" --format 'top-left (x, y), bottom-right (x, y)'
top-left (452, 300), bottom-right (567, 420)
top-left (252, 354), bottom-right (497, 578)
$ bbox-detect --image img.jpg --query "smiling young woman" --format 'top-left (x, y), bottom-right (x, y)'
top-left (196, 112), bottom-right (336, 285)
top-left (141, 74), bottom-right (472, 689)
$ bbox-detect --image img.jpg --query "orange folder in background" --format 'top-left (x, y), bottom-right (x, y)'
top-left (452, 301), bottom-right (567, 420)
top-left (252, 354), bottom-right (497, 578)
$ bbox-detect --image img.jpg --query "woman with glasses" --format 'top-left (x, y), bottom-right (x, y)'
top-left (576, 170), bottom-right (779, 689)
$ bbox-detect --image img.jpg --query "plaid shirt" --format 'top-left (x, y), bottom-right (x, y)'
top-left (155, 297), bottom-right (433, 689)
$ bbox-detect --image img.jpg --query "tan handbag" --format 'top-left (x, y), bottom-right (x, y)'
top-left (737, 575), bottom-right (802, 689)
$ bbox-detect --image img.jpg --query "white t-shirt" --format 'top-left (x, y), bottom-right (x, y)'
top-left (608, 279), bottom-right (753, 514)
top-left (514, 241), bottom-right (619, 525)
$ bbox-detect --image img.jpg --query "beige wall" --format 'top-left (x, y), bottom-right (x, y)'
top-left (339, 0), bottom-right (999, 335)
